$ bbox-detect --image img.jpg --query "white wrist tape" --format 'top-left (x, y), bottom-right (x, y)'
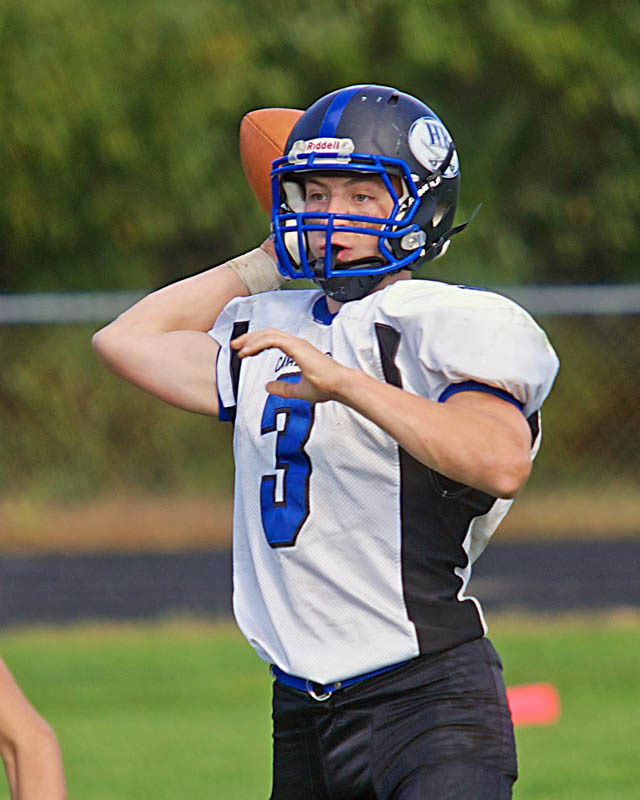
top-left (226, 247), bottom-right (286, 294)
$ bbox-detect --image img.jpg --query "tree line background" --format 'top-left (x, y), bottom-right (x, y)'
top-left (3, 0), bottom-right (639, 292)
top-left (1, 0), bottom-right (638, 548)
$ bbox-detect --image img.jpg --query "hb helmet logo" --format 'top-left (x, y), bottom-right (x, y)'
top-left (408, 117), bottom-right (459, 179)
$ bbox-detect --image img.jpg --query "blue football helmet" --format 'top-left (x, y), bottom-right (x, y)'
top-left (270, 84), bottom-right (467, 302)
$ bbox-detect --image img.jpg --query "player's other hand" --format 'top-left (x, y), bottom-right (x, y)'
top-left (231, 328), bottom-right (350, 404)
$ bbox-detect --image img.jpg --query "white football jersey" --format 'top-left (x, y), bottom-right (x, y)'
top-left (210, 280), bottom-right (559, 684)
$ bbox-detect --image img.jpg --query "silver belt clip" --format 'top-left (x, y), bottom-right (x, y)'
top-left (305, 679), bottom-right (333, 702)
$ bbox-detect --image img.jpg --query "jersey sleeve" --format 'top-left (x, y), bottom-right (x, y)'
top-left (208, 296), bottom-right (254, 422)
top-left (387, 285), bottom-right (560, 418)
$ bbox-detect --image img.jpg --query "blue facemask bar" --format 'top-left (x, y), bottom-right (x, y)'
top-left (270, 151), bottom-right (425, 280)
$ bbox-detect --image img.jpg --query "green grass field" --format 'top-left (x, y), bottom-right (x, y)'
top-left (1, 613), bottom-right (639, 799)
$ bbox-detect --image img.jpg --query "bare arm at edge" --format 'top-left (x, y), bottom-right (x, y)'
top-left (0, 659), bottom-right (67, 800)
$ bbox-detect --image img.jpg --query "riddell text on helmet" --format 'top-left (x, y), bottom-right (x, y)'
top-left (288, 137), bottom-right (356, 162)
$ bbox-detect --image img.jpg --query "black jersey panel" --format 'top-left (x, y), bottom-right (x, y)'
top-left (227, 321), bottom-right (250, 422)
top-left (399, 449), bottom-right (495, 653)
top-left (374, 323), bottom-right (403, 387)
top-left (374, 323), bottom-right (497, 654)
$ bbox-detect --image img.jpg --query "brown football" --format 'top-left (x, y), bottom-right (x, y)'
top-left (239, 107), bottom-right (303, 214)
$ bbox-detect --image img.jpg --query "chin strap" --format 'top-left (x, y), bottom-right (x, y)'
top-left (312, 247), bottom-right (390, 303)
top-left (315, 271), bottom-right (389, 303)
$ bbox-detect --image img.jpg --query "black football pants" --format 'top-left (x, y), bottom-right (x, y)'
top-left (269, 637), bottom-right (517, 799)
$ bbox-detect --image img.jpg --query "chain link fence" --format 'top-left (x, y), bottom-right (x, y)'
top-left (1, 287), bottom-right (638, 549)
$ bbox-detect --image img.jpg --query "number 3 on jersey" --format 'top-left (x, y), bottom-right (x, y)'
top-left (260, 374), bottom-right (314, 547)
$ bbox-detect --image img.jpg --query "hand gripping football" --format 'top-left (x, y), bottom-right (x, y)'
top-left (239, 107), bottom-right (303, 214)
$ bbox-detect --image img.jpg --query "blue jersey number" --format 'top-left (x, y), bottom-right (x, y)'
top-left (260, 374), bottom-right (314, 547)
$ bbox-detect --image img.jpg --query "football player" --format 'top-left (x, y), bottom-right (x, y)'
top-left (93, 85), bottom-right (559, 799)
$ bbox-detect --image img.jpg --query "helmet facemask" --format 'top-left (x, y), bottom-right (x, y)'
top-left (271, 153), bottom-right (428, 301)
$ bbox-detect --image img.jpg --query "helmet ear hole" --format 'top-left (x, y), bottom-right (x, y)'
top-left (432, 201), bottom-right (450, 228)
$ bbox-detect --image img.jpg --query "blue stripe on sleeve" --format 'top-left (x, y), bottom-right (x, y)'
top-left (217, 400), bottom-right (232, 422)
top-left (438, 380), bottom-right (524, 411)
